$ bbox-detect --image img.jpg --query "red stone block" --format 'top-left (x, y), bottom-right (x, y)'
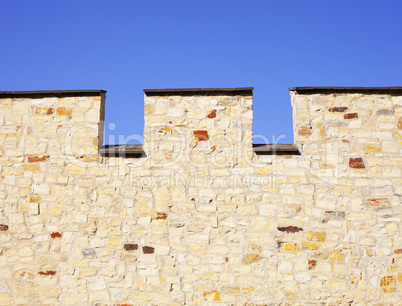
top-left (193, 130), bottom-right (209, 141)
top-left (349, 157), bottom-right (365, 169)
top-left (344, 113), bottom-right (358, 119)
top-left (50, 232), bottom-right (61, 238)
top-left (207, 110), bottom-right (216, 118)
top-left (28, 155), bottom-right (49, 163)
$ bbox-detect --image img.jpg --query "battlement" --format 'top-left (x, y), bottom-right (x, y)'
top-left (0, 87), bottom-right (401, 304)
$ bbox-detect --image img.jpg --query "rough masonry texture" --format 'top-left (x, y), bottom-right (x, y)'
top-left (0, 87), bottom-right (401, 304)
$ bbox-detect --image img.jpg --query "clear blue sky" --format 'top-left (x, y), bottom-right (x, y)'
top-left (1, 1), bottom-right (402, 144)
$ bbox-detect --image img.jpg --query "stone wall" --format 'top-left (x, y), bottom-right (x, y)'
top-left (0, 88), bottom-right (401, 304)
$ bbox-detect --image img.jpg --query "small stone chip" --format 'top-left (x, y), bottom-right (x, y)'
top-left (142, 246), bottom-right (154, 254)
top-left (0, 224), bottom-right (8, 231)
top-left (349, 157), bottom-right (365, 169)
top-left (124, 244), bottom-right (138, 251)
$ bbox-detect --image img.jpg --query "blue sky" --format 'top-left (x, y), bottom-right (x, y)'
top-left (1, 1), bottom-right (402, 144)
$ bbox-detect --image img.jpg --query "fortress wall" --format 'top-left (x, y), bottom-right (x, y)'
top-left (0, 88), bottom-right (401, 304)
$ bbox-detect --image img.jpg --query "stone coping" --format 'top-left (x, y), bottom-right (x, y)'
top-left (0, 90), bottom-right (106, 98)
top-left (99, 144), bottom-right (300, 157)
top-left (143, 87), bottom-right (254, 96)
top-left (289, 86), bottom-right (402, 95)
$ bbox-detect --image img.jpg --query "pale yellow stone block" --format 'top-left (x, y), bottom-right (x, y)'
top-left (108, 237), bottom-right (122, 249)
top-left (64, 164), bottom-right (86, 175)
top-left (307, 231), bottom-right (326, 242)
top-left (49, 204), bottom-right (63, 215)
